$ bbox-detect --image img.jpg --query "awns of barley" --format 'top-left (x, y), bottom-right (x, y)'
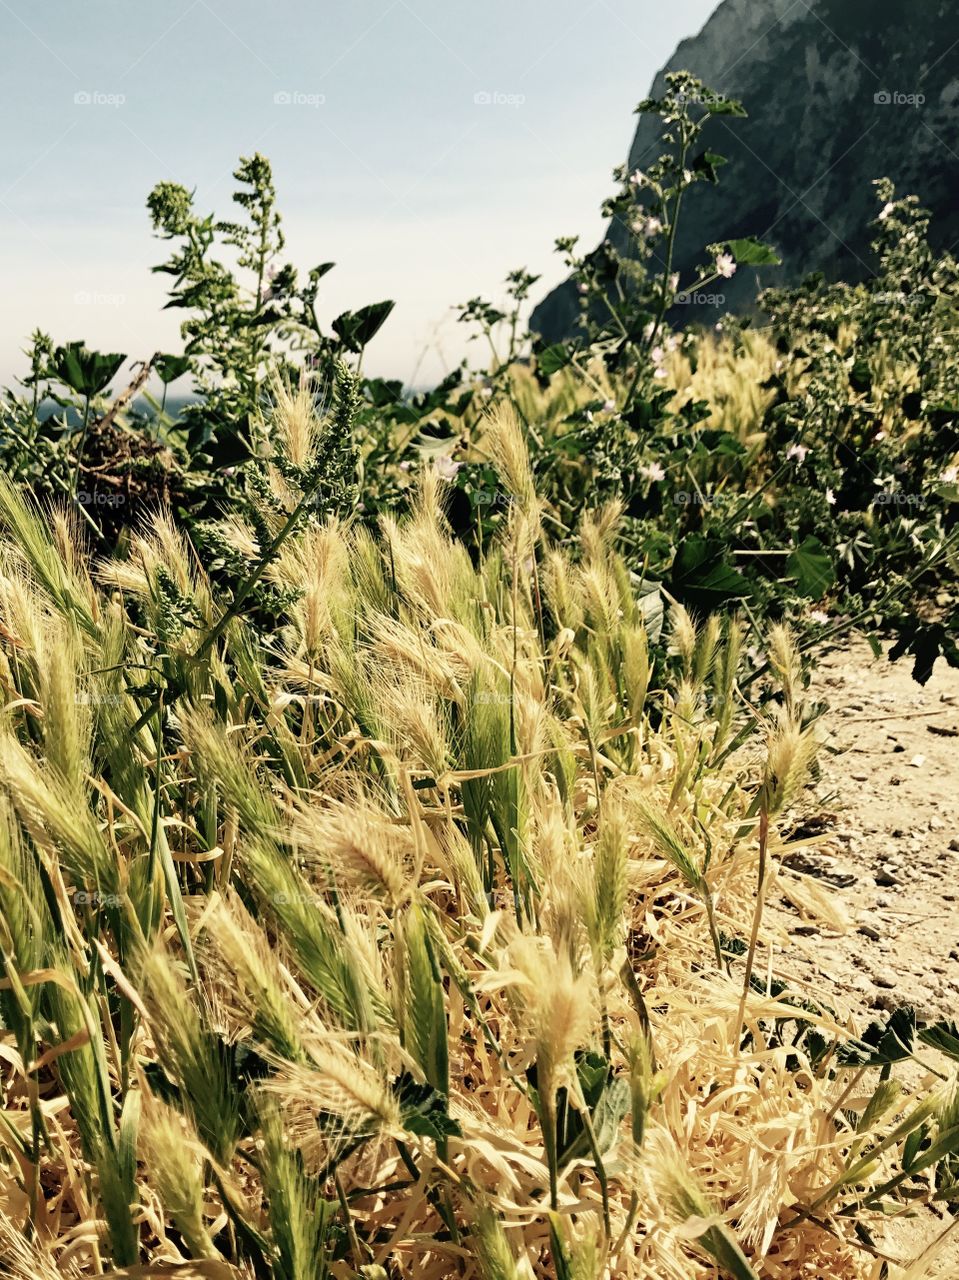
top-left (0, 391), bottom-right (953, 1280)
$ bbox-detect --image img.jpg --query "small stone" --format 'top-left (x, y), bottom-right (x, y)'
top-left (873, 970), bottom-right (898, 990)
top-left (875, 871), bottom-right (899, 886)
top-left (858, 924), bottom-right (882, 941)
top-left (871, 991), bottom-right (899, 1012)
top-left (949, 839), bottom-right (959, 852)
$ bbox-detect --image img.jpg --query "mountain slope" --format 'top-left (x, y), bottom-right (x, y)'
top-left (531, 0), bottom-right (959, 340)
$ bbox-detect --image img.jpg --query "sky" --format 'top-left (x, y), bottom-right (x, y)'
top-left (0, 0), bottom-right (717, 392)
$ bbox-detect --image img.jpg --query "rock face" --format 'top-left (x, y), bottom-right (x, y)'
top-left (531, 0), bottom-right (959, 341)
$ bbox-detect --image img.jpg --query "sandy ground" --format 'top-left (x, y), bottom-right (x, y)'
top-left (764, 638), bottom-right (959, 1272)
top-left (770, 639), bottom-right (959, 1022)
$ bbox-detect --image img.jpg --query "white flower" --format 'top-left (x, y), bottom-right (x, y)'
top-left (878, 201), bottom-right (896, 221)
top-left (825, 488), bottom-right (837, 505)
top-left (577, 281), bottom-right (589, 295)
top-left (715, 252), bottom-right (737, 279)
top-left (640, 462), bottom-right (666, 482)
top-left (940, 465), bottom-right (959, 484)
top-left (650, 345), bottom-right (665, 366)
top-left (433, 456), bottom-right (462, 481)
top-left (786, 443), bottom-right (809, 463)
top-left (603, 399), bottom-right (616, 413)
top-left (629, 168), bottom-right (646, 187)
top-left (810, 609), bottom-right (830, 625)
top-left (631, 215), bottom-right (663, 239)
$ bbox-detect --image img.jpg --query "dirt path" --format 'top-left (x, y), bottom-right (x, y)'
top-left (771, 639), bottom-right (959, 1023)
top-left (765, 638), bottom-right (959, 1273)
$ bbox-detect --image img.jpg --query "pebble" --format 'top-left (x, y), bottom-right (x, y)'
top-left (858, 924), bottom-right (882, 941)
top-left (875, 871), bottom-right (899, 886)
top-left (873, 970), bottom-right (898, 989)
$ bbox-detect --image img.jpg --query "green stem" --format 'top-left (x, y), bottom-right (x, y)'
top-left (71, 394), bottom-right (92, 499)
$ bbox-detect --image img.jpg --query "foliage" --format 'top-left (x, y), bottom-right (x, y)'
top-left (0, 399), bottom-right (955, 1279)
top-left (146, 152), bottom-right (394, 470)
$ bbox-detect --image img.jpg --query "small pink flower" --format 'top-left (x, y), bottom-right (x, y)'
top-left (434, 456), bottom-right (462, 481)
top-left (629, 168), bottom-right (646, 187)
top-left (715, 252), bottom-right (737, 279)
top-left (825, 488), bottom-right (836, 505)
top-left (603, 399), bottom-right (616, 413)
top-left (640, 462), bottom-right (666, 482)
top-left (786, 443), bottom-right (809, 463)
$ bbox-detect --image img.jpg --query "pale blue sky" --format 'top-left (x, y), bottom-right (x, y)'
top-left (0, 0), bottom-right (717, 389)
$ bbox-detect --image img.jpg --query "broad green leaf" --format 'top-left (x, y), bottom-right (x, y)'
top-left (537, 342), bottom-right (575, 376)
top-left (671, 535), bottom-right (751, 608)
top-left (155, 353), bottom-right (192, 384)
top-left (332, 300), bottom-right (396, 352)
top-left (725, 237), bottom-right (782, 267)
top-left (786, 535), bottom-right (836, 598)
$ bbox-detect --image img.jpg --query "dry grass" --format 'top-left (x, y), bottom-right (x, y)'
top-left (0, 397), bottom-right (954, 1280)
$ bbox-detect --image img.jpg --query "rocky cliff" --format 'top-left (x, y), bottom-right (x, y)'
top-left (531, 0), bottom-right (959, 340)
